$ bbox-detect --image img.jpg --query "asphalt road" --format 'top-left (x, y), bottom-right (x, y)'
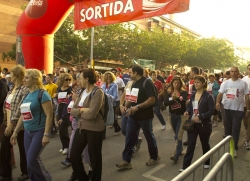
top-left (12, 111), bottom-right (250, 181)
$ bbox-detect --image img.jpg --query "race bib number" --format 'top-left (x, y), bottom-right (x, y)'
top-left (125, 88), bottom-right (131, 101)
top-left (5, 94), bottom-right (13, 110)
top-left (192, 101), bottom-right (198, 114)
top-left (20, 102), bottom-right (33, 121)
top-left (58, 92), bottom-right (67, 104)
top-left (226, 88), bottom-right (237, 99)
top-left (129, 88), bottom-right (139, 103)
top-left (171, 103), bottom-right (181, 110)
top-left (208, 84), bottom-right (213, 94)
top-left (67, 101), bottom-right (74, 113)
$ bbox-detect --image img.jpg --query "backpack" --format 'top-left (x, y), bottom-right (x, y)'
top-left (90, 87), bottom-right (114, 126)
top-left (143, 78), bottom-right (159, 107)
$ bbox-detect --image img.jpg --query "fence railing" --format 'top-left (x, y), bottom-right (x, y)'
top-left (203, 153), bottom-right (234, 181)
top-left (171, 136), bottom-right (234, 181)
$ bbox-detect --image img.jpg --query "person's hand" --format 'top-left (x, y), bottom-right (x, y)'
top-left (10, 132), bottom-right (18, 145)
top-left (42, 136), bottom-right (50, 147)
top-left (183, 111), bottom-right (189, 117)
top-left (126, 106), bottom-right (138, 116)
top-left (120, 105), bottom-right (126, 114)
top-left (4, 125), bottom-right (13, 137)
top-left (53, 93), bottom-right (58, 98)
top-left (216, 103), bottom-right (220, 111)
top-left (245, 111), bottom-right (250, 119)
top-left (57, 119), bottom-right (63, 125)
top-left (192, 115), bottom-right (200, 122)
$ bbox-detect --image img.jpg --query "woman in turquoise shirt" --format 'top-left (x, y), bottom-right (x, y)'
top-left (10, 69), bottom-right (53, 181)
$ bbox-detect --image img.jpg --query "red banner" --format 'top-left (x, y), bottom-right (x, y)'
top-left (74, 0), bottom-right (189, 30)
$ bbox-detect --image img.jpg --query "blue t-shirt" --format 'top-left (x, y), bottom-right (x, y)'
top-left (122, 74), bottom-right (130, 86)
top-left (22, 90), bottom-right (51, 131)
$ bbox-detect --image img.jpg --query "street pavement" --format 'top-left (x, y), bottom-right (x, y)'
top-left (12, 111), bottom-right (250, 181)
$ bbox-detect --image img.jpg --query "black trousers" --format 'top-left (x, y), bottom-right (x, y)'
top-left (70, 129), bottom-right (103, 181)
top-left (59, 118), bottom-right (70, 149)
top-left (0, 128), bottom-right (27, 177)
top-left (182, 123), bottom-right (212, 169)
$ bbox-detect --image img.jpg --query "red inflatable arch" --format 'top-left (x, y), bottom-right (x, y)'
top-left (16, 0), bottom-right (83, 73)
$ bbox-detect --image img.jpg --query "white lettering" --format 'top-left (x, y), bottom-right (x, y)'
top-left (114, 1), bottom-right (123, 15)
top-left (109, 2), bottom-right (113, 16)
top-left (86, 7), bottom-right (94, 20)
top-left (79, 0), bottom-right (135, 23)
top-left (124, 0), bottom-right (134, 13)
top-left (95, 6), bottom-right (102, 19)
top-left (80, 9), bottom-right (85, 22)
top-left (29, 0), bottom-right (43, 7)
top-left (101, 3), bottom-right (109, 17)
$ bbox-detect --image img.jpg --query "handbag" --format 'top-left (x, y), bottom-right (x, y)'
top-left (182, 98), bottom-right (202, 132)
top-left (182, 118), bottom-right (194, 131)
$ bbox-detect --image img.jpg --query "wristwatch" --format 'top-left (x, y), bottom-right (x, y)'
top-left (43, 133), bottom-right (50, 137)
top-left (136, 105), bottom-right (140, 109)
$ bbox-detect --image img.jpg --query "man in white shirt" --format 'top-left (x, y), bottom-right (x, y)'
top-left (216, 66), bottom-right (250, 157)
top-left (111, 68), bottom-right (125, 121)
top-left (242, 64), bottom-right (250, 149)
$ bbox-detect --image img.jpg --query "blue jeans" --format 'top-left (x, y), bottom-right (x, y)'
top-left (224, 109), bottom-right (245, 150)
top-left (122, 117), bottom-right (158, 162)
top-left (170, 114), bottom-right (184, 158)
top-left (24, 129), bottom-right (52, 181)
top-left (153, 100), bottom-right (166, 125)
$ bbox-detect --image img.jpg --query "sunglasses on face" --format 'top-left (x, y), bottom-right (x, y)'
top-left (65, 79), bottom-right (71, 81)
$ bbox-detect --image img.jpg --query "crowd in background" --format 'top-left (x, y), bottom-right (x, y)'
top-left (1, 63), bottom-right (250, 180)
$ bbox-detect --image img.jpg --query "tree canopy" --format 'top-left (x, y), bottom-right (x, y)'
top-left (2, 17), bottom-right (240, 70)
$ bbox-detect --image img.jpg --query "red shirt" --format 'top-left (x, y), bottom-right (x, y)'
top-left (153, 80), bottom-right (163, 92)
top-left (166, 75), bottom-right (173, 83)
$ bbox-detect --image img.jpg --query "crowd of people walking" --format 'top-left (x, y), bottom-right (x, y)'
top-left (0, 63), bottom-right (250, 181)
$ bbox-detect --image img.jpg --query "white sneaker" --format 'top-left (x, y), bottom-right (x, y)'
top-left (114, 131), bottom-right (120, 136)
top-left (179, 168), bottom-right (184, 172)
top-left (62, 148), bottom-right (68, 155)
top-left (246, 142), bottom-right (250, 150)
top-left (204, 165), bottom-right (210, 169)
top-left (234, 150), bottom-right (237, 158)
top-left (162, 125), bottom-right (166, 130)
top-left (244, 139), bottom-right (247, 147)
top-left (59, 149), bottom-right (63, 153)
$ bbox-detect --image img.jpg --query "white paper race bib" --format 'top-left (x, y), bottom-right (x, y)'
top-left (5, 94), bottom-right (13, 110)
top-left (208, 84), bottom-right (213, 94)
top-left (125, 88), bottom-right (131, 101)
top-left (192, 101), bottom-right (198, 114)
top-left (20, 102), bottom-right (33, 121)
top-left (58, 92), bottom-right (67, 104)
top-left (226, 88), bottom-right (237, 99)
top-left (67, 101), bottom-right (74, 113)
top-left (129, 88), bottom-right (139, 103)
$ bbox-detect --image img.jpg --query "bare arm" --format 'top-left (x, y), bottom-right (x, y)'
top-left (10, 116), bottom-right (24, 145)
top-left (42, 100), bottom-right (53, 146)
top-left (216, 93), bottom-right (223, 110)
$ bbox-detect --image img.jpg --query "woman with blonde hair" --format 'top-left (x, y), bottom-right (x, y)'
top-left (0, 65), bottom-right (30, 181)
top-left (55, 73), bottom-right (73, 155)
top-left (101, 71), bottom-right (120, 135)
top-left (10, 69), bottom-right (53, 181)
top-left (164, 76), bottom-right (188, 162)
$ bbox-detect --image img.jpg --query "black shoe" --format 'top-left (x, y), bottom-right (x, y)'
top-left (18, 174), bottom-right (29, 181)
top-left (0, 177), bottom-right (12, 181)
top-left (183, 140), bottom-right (188, 146)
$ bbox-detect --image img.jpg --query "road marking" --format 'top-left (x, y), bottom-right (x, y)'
top-left (142, 164), bottom-right (167, 181)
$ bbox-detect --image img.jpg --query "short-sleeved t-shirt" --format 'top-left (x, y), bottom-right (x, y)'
top-left (22, 90), bottom-right (51, 131)
top-left (130, 77), bottom-right (155, 121)
top-left (219, 79), bottom-right (248, 111)
top-left (153, 80), bottom-right (163, 92)
top-left (114, 77), bottom-right (125, 101)
top-left (45, 83), bottom-right (58, 98)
